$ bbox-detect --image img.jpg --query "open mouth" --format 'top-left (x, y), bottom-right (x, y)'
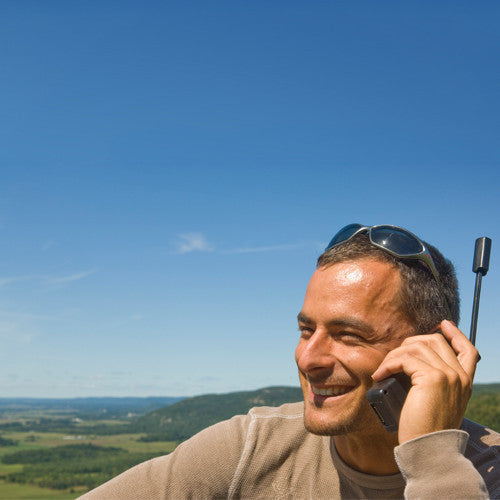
top-left (311, 385), bottom-right (354, 397)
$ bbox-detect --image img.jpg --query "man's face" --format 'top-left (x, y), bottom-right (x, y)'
top-left (295, 258), bottom-right (413, 436)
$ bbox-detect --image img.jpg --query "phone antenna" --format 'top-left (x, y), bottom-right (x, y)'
top-left (470, 237), bottom-right (492, 346)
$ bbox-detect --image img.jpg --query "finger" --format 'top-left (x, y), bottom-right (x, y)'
top-left (371, 341), bottom-right (467, 384)
top-left (390, 322), bottom-right (479, 380)
top-left (439, 319), bottom-right (479, 379)
top-left (401, 333), bottom-right (465, 374)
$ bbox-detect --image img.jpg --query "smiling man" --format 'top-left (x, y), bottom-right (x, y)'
top-left (81, 224), bottom-right (500, 499)
top-left (296, 259), bottom-right (412, 441)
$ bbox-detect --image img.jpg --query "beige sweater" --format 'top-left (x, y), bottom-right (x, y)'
top-left (80, 402), bottom-right (499, 499)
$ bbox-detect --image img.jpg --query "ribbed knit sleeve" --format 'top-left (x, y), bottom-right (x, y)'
top-left (394, 429), bottom-right (489, 499)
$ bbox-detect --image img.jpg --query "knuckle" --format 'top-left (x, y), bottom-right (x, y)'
top-left (472, 346), bottom-right (480, 362)
top-left (402, 334), bottom-right (419, 343)
top-left (428, 369), bottom-right (448, 386)
top-left (402, 335), bottom-right (426, 346)
top-left (384, 347), bottom-right (401, 361)
top-left (461, 371), bottom-right (473, 392)
top-left (447, 370), bottom-right (461, 386)
top-left (463, 379), bottom-right (473, 397)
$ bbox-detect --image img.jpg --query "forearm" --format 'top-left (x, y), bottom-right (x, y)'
top-left (394, 429), bottom-right (488, 499)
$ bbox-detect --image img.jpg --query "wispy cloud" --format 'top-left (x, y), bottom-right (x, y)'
top-left (174, 233), bottom-right (214, 254)
top-left (46, 269), bottom-right (96, 286)
top-left (171, 233), bottom-right (318, 256)
top-left (0, 270), bottom-right (96, 290)
top-left (222, 243), bottom-right (305, 254)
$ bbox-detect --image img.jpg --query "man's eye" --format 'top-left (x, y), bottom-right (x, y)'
top-left (338, 331), bottom-right (364, 342)
top-left (298, 326), bottom-right (314, 337)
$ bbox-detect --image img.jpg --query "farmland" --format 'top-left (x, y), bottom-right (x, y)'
top-left (0, 398), bottom-right (180, 499)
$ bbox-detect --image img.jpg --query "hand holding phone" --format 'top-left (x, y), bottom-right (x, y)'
top-left (366, 237), bottom-right (490, 438)
top-left (370, 321), bottom-right (479, 443)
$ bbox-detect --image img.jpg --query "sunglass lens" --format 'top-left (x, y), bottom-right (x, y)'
top-left (326, 223), bottom-right (364, 250)
top-left (371, 226), bottom-right (423, 256)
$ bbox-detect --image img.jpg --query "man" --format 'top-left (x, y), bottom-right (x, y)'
top-left (81, 224), bottom-right (499, 499)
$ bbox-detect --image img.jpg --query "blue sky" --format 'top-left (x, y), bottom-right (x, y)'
top-left (1, 1), bottom-right (499, 397)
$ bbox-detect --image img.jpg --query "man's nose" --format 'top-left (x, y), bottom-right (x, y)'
top-left (296, 330), bottom-right (337, 374)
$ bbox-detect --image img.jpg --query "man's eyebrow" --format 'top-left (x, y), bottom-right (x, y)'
top-left (297, 312), bottom-right (313, 325)
top-left (297, 313), bottom-right (375, 335)
top-left (327, 318), bottom-right (375, 335)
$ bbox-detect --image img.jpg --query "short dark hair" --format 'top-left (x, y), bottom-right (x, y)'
top-left (316, 233), bottom-right (460, 334)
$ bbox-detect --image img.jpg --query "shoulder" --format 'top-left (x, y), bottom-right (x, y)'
top-left (165, 401), bottom-right (309, 469)
top-left (187, 401), bottom-right (305, 442)
top-left (227, 402), bottom-right (333, 498)
top-left (190, 402), bottom-right (309, 452)
top-left (245, 402), bottom-right (308, 442)
top-left (239, 402), bottom-right (325, 465)
top-left (248, 401), bottom-right (304, 420)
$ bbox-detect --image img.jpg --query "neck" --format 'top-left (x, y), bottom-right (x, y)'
top-left (333, 429), bottom-right (400, 475)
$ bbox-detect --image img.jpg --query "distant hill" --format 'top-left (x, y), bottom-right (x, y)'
top-left (0, 396), bottom-right (184, 419)
top-left (471, 383), bottom-right (500, 395)
top-left (1, 383), bottom-right (497, 440)
top-left (133, 386), bottom-right (303, 441)
top-left (466, 383), bottom-right (500, 431)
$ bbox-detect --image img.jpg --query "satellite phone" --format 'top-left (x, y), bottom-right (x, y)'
top-left (366, 237), bottom-right (492, 433)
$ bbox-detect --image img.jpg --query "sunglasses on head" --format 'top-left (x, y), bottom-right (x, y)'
top-left (325, 223), bottom-right (452, 319)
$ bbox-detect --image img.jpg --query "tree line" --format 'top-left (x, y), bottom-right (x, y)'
top-left (1, 443), bottom-right (167, 491)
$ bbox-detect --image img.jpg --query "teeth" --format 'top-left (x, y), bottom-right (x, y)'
top-left (312, 386), bottom-right (350, 396)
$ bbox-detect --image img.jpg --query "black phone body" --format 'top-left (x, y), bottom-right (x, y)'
top-left (366, 373), bottom-right (411, 432)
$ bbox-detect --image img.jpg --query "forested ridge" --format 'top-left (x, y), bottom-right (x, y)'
top-left (133, 386), bottom-right (303, 441)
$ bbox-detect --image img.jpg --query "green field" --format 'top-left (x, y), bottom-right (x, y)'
top-left (0, 482), bottom-right (80, 500)
top-left (0, 426), bottom-right (177, 499)
top-left (0, 431), bottom-right (177, 455)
